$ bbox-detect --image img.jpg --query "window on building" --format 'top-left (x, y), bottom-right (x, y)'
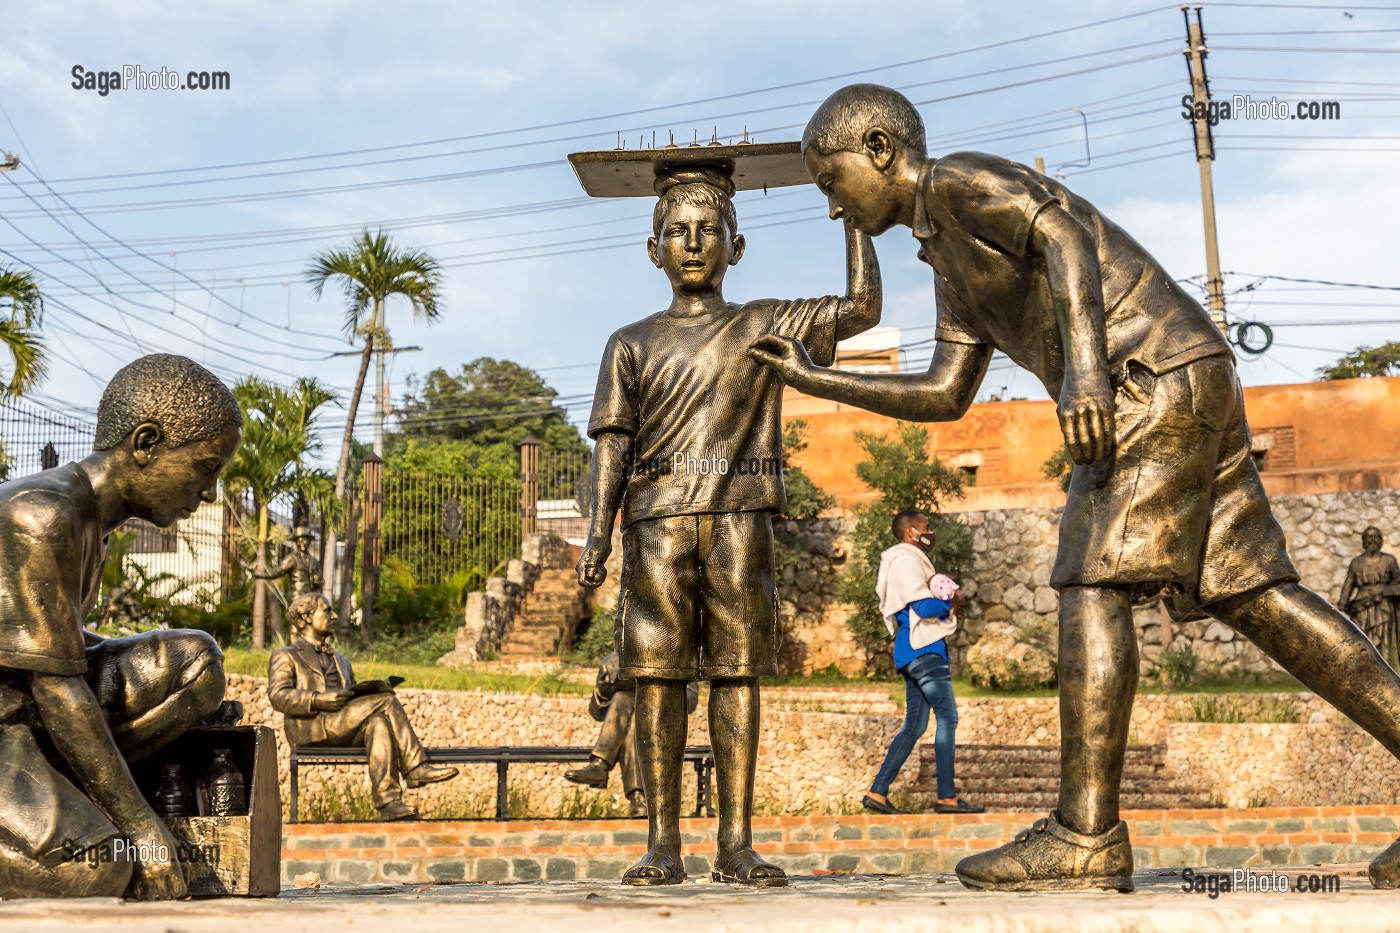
top-left (1251, 448), bottom-right (1268, 471)
top-left (959, 464), bottom-right (979, 486)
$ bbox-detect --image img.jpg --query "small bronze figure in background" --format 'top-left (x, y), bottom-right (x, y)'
top-left (571, 141), bottom-right (881, 887)
top-left (0, 354), bottom-right (241, 900)
top-left (565, 652), bottom-right (700, 817)
top-left (1341, 526), bottom-right (1400, 667)
top-left (751, 82), bottom-right (1400, 892)
top-left (267, 593), bottom-right (457, 820)
top-left (253, 525), bottom-right (323, 598)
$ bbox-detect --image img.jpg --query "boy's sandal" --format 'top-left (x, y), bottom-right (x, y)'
top-left (621, 850), bottom-right (687, 886)
top-left (711, 848), bottom-right (789, 887)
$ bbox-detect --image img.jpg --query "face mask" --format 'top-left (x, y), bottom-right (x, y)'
top-left (914, 532), bottom-right (934, 552)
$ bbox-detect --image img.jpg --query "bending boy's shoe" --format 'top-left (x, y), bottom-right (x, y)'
top-left (1368, 836), bottom-right (1400, 888)
top-left (564, 756), bottom-right (611, 789)
top-left (404, 762), bottom-right (459, 788)
top-left (955, 810), bottom-right (1133, 893)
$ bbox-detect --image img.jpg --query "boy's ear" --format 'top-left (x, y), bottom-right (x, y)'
top-left (864, 128), bottom-right (897, 172)
top-left (647, 236), bottom-right (662, 269)
top-left (729, 233), bottom-right (746, 266)
top-left (130, 422), bottom-right (164, 467)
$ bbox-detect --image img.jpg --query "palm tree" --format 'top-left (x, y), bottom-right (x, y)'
top-left (305, 229), bottom-right (442, 598)
top-left (0, 266), bottom-right (47, 397)
top-left (222, 376), bottom-right (339, 648)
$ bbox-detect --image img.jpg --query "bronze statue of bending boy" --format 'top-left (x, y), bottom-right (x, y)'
top-left (0, 354), bottom-right (241, 899)
top-left (752, 83), bottom-right (1400, 892)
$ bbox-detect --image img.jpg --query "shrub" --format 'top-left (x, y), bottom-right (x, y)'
top-left (963, 621), bottom-right (1057, 690)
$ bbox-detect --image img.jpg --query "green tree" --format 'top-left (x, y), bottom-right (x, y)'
top-left (834, 424), bottom-right (973, 672)
top-left (781, 419), bottom-right (836, 521)
top-left (222, 376), bottom-right (339, 648)
top-left (1318, 341), bottom-right (1400, 380)
top-left (1042, 444), bottom-right (1074, 492)
top-left (0, 265), bottom-right (47, 397)
top-left (306, 229), bottom-right (443, 586)
top-left (396, 358), bottom-right (587, 453)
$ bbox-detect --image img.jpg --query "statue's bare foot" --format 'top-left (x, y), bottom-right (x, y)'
top-left (621, 847), bottom-right (686, 886)
top-left (1369, 836), bottom-right (1400, 888)
top-left (713, 847), bottom-right (788, 888)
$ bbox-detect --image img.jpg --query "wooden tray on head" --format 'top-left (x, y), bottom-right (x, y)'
top-left (568, 140), bottom-right (810, 198)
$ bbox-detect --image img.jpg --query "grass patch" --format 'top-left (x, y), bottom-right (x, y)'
top-left (223, 647), bottom-right (590, 695)
top-left (1188, 695), bottom-right (1304, 724)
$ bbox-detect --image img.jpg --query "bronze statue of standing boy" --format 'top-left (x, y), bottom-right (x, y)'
top-left (752, 83), bottom-right (1400, 892)
top-left (573, 144), bottom-right (880, 886)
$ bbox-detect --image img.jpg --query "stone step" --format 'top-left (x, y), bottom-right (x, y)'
top-left (957, 767), bottom-right (1198, 790)
top-left (905, 790), bottom-right (1223, 811)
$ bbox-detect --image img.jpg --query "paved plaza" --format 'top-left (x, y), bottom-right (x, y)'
top-left (2, 865), bottom-right (1394, 933)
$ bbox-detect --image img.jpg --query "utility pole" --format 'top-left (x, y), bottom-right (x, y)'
top-left (1182, 4), bottom-right (1228, 334)
top-left (331, 345), bottom-right (421, 456)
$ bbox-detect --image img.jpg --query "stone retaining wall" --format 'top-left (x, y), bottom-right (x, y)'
top-left (775, 488), bottom-right (1400, 676)
top-left (280, 806), bottom-right (1400, 886)
top-left (231, 674), bottom-right (1391, 821)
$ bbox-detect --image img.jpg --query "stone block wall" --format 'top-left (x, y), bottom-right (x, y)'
top-left (774, 489), bottom-right (1400, 676)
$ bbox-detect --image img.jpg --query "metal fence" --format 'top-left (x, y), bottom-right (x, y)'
top-left (536, 445), bottom-right (591, 545)
top-left (0, 397), bottom-right (93, 479)
top-left (380, 469), bottom-right (522, 587)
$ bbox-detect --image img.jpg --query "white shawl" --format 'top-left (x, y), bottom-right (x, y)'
top-left (876, 542), bottom-right (957, 650)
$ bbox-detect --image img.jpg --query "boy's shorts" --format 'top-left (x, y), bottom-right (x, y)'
top-left (1052, 354), bottom-right (1299, 615)
top-left (615, 510), bottom-right (778, 681)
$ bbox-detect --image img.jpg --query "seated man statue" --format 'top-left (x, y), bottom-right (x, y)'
top-left (0, 353), bottom-right (242, 900)
top-left (268, 593), bottom-right (457, 820)
top-left (565, 651), bottom-right (700, 817)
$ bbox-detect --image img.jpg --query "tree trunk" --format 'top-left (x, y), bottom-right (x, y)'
top-left (252, 504), bottom-right (269, 649)
top-left (325, 327), bottom-right (376, 601)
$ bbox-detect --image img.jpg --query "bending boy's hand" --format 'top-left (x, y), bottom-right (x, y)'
top-left (1059, 372), bottom-right (1116, 465)
top-left (577, 540), bottom-right (610, 589)
top-left (748, 335), bottom-right (815, 387)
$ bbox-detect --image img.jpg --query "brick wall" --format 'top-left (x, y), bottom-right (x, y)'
top-left (280, 806), bottom-right (1400, 886)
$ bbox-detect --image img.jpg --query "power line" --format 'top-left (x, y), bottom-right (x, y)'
top-left (10, 5), bottom-right (1179, 188)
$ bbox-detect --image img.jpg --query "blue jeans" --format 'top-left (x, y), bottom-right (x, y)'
top-left (870, 653), bottom-right (959, 800)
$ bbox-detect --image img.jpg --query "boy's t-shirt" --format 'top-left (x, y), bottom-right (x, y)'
top-left (589, 297), bottom-right (840, 527)
top-left (0, 464), bottom-right (106, 676)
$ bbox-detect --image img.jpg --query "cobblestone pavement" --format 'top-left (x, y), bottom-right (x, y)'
top-left (1, 866), bottom-right (1394, 932)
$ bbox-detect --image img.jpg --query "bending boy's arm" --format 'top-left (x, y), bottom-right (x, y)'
top-left (833, 219), bottom-right (882, 341)
top-left (577, 431), bottom-right (631, 588)
top-left (748, 335), bottom-right (991, 422)
top-left (1029, 206), bottom-right (1115, 465)
top-left (30, 673), bottom-right (187, 899)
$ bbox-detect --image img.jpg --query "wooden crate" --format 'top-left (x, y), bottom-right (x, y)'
top-left (133, 725), bottom-right (281, 897)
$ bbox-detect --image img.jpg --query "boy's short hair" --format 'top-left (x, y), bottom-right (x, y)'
top-left (652, 169), bottom-right (739, 240)
top-left (94, 354), bottom-right (242, 451)
top-left (891, 509), bottom-right (926, 542)
top-left (803, 83), bottom-right (927, 158)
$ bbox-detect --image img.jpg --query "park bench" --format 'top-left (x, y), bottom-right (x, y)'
top-left (288, 745), bottom-right (715, 823)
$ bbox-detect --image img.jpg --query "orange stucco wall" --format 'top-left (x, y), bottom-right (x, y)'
top-left (783, 375), bottom-right (1400, 514)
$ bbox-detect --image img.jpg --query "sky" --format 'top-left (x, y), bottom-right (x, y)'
top-left (0, 0), bottom-right (1397, 455)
